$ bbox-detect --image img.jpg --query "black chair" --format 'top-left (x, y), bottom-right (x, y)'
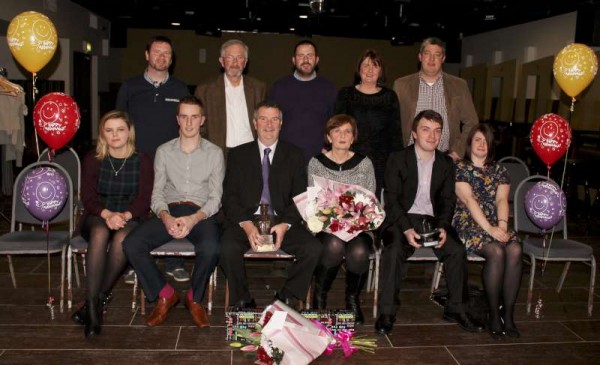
top-left (0, 161), bottom-right (74, 313)
top-left (514, 174), bottom-right (596, 316)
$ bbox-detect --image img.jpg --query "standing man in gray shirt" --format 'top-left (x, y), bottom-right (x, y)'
top-left (123, 96), bottom-right (224, 328)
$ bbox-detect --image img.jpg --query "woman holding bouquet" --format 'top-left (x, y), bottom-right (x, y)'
top-left (452, 123), bottom-right (522, 339)
top-left (72, 110), bottom-right (153, 337)
top-left (308, 114), bottom-right (376, 324)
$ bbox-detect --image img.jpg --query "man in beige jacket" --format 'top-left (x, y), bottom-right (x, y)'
top-left (394, 37), bottom-right (478, 160)
top-left (194, 39), bottom-right (266, 154)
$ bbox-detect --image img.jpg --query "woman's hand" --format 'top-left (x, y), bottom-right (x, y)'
top-left (487, 226), bottom-right (509, 243)
top-left (105, 212), bottom-right (127, 230)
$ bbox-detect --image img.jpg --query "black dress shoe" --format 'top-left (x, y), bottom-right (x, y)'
top-left (443, 312), bottom-right (485, 333)
top-left (231, 298), bottom-right (257, 311)
top-left (504, 326), bottom-right (520, 338)
top-left (374, 314), bottom-right (395, 335)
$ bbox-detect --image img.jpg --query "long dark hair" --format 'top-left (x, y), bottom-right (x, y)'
top-left (464, 123), bottom-right (496, 165)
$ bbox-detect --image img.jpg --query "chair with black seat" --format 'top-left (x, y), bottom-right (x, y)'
top-left (498, 156), bottom-right (530, 217)
top-left (514, 174), bottom-right (596, 316)
top-left (0, 161), bottom-right (74, 313)
top-left (39, 147), bottom-right (87, 292)
top-left (222, 249), bottom-right (310, 310)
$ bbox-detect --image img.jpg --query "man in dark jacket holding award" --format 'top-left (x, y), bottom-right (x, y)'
top-left (375, 109), bottom-right (484, 335)
top-left (220, 100), bottom-right (321, 311)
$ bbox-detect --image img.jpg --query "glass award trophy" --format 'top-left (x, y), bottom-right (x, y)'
top-left (418, 219), bottom-right (440, 247)
top-left (254, 203), bottom-right (275, 251)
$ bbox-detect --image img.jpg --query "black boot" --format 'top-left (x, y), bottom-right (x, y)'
top-left (312, 264), bottom-right (340, 309)
top-left (84, 297), bottom-right (102, 338)
top-left (72, 291), bottom-right (113, 325)
top-left (345, 271), bottom-right (367, 325)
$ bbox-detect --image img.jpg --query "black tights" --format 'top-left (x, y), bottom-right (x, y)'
top-left (82, 216), bottom-right (138, 301)
top-left (479, 241), bottom-right (522, 330)
top-left (317, 232), bottom-right (372, 274)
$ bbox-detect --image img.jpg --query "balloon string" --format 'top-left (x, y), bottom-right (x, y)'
top-left (32, 72), bottom-right (40, 158)
top-left (569, 97), bottom-right (575, 113)
top-left (45, 221), bottom-right (51, 297)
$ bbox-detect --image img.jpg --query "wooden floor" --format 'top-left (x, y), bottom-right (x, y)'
top-left (0, 231), bottom-right (598, 364)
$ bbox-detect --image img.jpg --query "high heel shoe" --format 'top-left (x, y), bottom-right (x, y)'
top-left (84, 297), bottom-right (102, 338)
top-left (71, 291), bottom-right (113, 325)
top-left (499, 306), bottom-right (520, 338)
top-left (488, 327), bottom-right (505, 340)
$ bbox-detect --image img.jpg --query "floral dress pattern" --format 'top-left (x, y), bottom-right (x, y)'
top-left (452, 160), bottom-right (519, 252)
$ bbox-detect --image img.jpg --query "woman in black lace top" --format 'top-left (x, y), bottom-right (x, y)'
top-left (335, 49), bottom-right (403, 196)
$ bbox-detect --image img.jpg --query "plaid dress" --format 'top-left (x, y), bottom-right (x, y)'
top-left (97, 152), bottom-right (141, 212)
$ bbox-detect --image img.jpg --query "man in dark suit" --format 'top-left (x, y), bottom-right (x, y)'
top-left (375, 109), bottom-right (484, 335)
top-left (194, 39), bottom-right (266, 152)
top-left (220, 100), bottom-right (321, 310)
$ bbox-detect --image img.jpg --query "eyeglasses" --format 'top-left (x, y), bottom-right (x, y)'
top-left (222, 55), bottom-right (246, 63)
top-left (422, 51), bottom-right (443, 59)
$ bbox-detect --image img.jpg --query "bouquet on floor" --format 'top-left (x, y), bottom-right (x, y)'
top-left (235, 300), bottom-right (333, 365)
top-left (293, 175), bottom-right (385, 241)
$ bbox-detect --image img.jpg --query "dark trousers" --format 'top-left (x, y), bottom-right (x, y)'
top-left (378, 214), bottom-right (469, 315)
top-left (123, 205), bottom-right (220, 303)
top-left (220, 223), bottom-right (322, 304)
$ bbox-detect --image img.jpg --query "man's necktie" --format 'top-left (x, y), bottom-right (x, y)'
top-left (260, 147), bottom-right (273, 214)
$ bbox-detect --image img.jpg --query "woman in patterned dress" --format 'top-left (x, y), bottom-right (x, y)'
top-left (71, 110), bottom-right (153, 338)
top-left (308, 114), bottom-right (376, 324)
top-left (453, 123), bottom-right (522, 339)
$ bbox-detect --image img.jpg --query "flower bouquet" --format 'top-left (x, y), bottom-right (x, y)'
top-left (234, 300), bottom-right (333, 365)
top-left (294, 175), bottom-right (385, 241)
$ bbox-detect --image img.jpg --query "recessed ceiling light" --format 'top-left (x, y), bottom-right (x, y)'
top-left (171, 22), bottom-right (181, 26)
top-left (299, 15), bottom-right (308, 19)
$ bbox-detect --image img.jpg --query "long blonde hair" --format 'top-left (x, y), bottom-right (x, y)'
top-left (95, 110), bottom-right (136, 160)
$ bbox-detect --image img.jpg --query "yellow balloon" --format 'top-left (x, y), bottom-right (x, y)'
top-left (6, 11), bottom-right (58, 73)
top-left (553, 43), bottom-right (598, 98)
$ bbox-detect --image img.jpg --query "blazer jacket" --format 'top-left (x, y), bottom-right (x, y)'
top-left (194, 74), bottom-right (266, 151)
top-left (223, 140), bottom-right (306, 228)
top-left (393, 72), bottom-right (479, 157)
top-left (382, 145), bottom-right (456, 233)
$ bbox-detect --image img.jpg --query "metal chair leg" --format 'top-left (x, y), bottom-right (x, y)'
top-left (527, 255), bottom-right (536, 315)
top-left (556, 262), bottom-right (571, 293)
top-left (588, 257), bottom-right (596, 317)
top-left (8, 255), bottom-right (16, 288)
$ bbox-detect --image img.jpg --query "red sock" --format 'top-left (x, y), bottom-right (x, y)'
top-left (158, 283), bottom-right (174, 299)
top-left (187, 289), bottom-right (194, 302)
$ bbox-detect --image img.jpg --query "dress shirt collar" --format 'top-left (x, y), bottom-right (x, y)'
top-left (257, 139), bottom-right (278, 162)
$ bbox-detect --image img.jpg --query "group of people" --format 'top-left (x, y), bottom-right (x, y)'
top-left (71, 34), bottom-right (522, 343)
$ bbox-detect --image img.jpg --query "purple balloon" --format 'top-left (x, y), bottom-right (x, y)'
top-left (21, 167), bottom-right (68, 222)
top-left (524, 180), bottom-right (567, 230)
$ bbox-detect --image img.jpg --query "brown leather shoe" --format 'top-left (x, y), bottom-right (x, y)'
top-left (185, 295), bottom-right (210, 328)
top-left (145, 293), bottom-right (180, 327)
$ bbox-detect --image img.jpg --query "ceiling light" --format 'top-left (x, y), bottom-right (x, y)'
top-left (309, 0), bottom-right (325, 14)
top-left (171, 22), bottom-right (181, 26)
top-left (485, 14), bottom-right (495, 21)
top-left (299, 15), bottom-right (308, 19)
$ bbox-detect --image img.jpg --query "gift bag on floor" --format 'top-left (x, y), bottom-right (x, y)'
top-left (259, 300), bottom-right (333, 365)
